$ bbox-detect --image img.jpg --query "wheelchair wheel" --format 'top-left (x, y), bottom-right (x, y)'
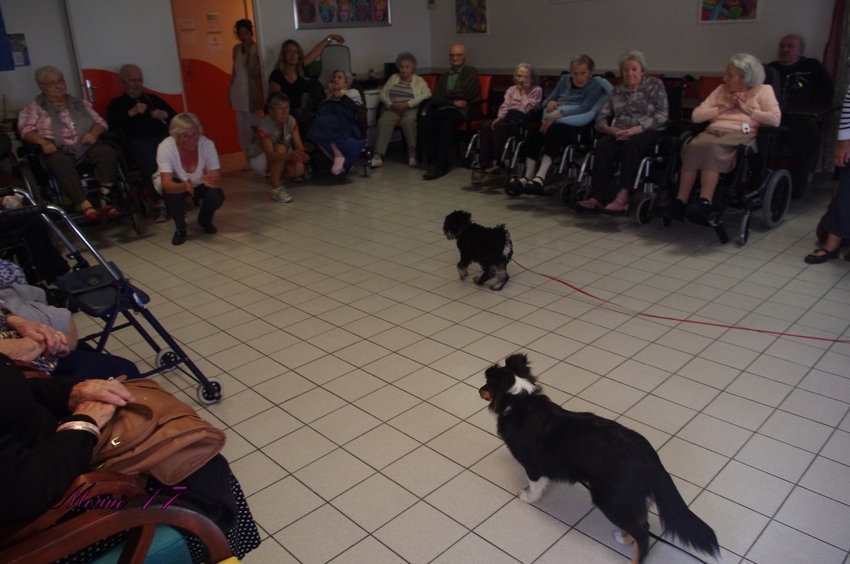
top-left (301, 164), bottom-right (313, 182)
top-left (555, 181), bottom-right (574, 207)
top-left (19, 162), bottom-right (43, 205)
top-left (761, 169), bottom-right (791, 229)
top-left (571, 185), bottom-right (588, 207)
top-left (739, 211), bottom-right (751, 245)
top-left (197, 377), bottom-right (223, 405)
top-left (156, 348), bottom-right (179, 372)
top-left (635, 195), bottom-right (654, 225)
top-left (131, 209), bottom-right (145, 236)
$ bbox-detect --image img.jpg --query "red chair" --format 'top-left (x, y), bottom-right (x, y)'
top-left (697, 76), bottom-right (724, 100)
top-left (454, 74), bottom-right (493, 159)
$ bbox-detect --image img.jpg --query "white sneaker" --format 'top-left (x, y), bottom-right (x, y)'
top-left (272, 187), bottom-right (293, 203)
top-left (370, 156), bottom-right (383, 168)
top-left (408, 157), bottom-right (418, 167)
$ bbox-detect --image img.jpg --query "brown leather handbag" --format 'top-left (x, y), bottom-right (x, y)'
top-left (91, 379), bottom-right (227, 485)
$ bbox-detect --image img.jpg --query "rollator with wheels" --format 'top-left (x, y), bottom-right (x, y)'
top-left (0, 187), bottom-right (223, 404)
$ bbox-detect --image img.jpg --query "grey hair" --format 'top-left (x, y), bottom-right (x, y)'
top-left (515, 63), bottom-right (539, 86)
top-left (396, 52), bottom-right (418, 71)
top-left (118, 64), bottom-right (141, 82)
top-left (729, 53), bottom-right (765, 88)
top-left (169, 112), bottom-right (203, 137)
top-left (618, 50), bottom-right (647, 72)
top-left (333, 69), bottom-right (353, 86)
top-left (35, 65), bottom-right (63, 84)
top-left (570, 54), bottom-right (596, 73)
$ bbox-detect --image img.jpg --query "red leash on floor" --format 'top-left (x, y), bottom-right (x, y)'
top-left (512, 260), bottom-right (850, 344)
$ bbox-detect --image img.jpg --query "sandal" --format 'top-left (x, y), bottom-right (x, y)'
top-left (100, 205), bottom-right (121, 219)
top-left (804, 248), bottom-right (839, 264)
top-left (526, 176), bottom-right (546, 193)
top-left (82, 207), bottom-right (100, 222)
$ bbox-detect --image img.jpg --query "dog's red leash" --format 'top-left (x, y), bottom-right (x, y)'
top-left (512, 260), bottom-right (850, 344)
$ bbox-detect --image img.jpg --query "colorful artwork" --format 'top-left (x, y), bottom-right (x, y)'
top-left (456, 0), bottom-right (487, 35)
top-left (294, 0), bottom-right (390, 28)
top-left (700, 0), bottom-right (758, 22)
top-left (296, 0), bottom-right (317, 24)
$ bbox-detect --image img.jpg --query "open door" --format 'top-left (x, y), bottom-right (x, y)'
top-left (170, 0), bottom-right (257, 155)
top-left (65, 0), bottom-right (185, 120)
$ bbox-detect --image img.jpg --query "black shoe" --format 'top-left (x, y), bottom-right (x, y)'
top-left (686, 197), bottom-right (713, 217)
top-left (199, 223), bottom-right (217, 234)
top-left (423, 166), bottom-right (445, 180)
top-left (657, 198), bottom-right (686, 221)
top-left (804, 248), bottom-right (839, 264)
top-left (172, 231), bottom-right (187, 246)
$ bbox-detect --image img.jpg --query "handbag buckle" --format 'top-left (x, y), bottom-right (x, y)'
top-left (111, 436), bottom-right (122, 447)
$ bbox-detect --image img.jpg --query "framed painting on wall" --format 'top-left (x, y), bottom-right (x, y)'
top-left (294, 0), bottom-right (391, 29)
top-left (700, 0), bottom-right (759, 23)
top-left (456, 0), bottom-right (487, 35)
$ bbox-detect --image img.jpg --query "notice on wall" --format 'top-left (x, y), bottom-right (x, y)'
top-left (179, 18), bottom-right (198, 45)
top-left (7, 33), bottom-right (29, 66)
top-left (206, 31), bottom-right (223, 53)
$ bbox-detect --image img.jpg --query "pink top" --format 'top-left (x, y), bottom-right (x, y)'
top-left (18, 99), bottom-right (108, 146)
top-left (497, 85), bottom-right (543, 119)
top-left (693, 84), bottom-right (781, 134)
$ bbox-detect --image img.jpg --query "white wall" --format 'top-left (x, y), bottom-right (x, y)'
top-left (0, 0), bottom-right (80, 114)
top-left (254, 0), bottom-right (433, 82)
top-left (428, 0), bottom-right (834, 75)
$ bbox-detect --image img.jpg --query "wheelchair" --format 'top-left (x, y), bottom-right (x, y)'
top-left (299, 45), bottom-right (373, 180)
top-left (464, 113), bottom-right (538, 187)
top-left (494, 76), bottom-right (613, 198)
top-left (663, 122), bottom-right (791, 245)
top-left (566, 79), bottom-right (691, 224)
top-left (14, 133), bottom-right (144, 235)
top-left (660, 67), bottom-right (791, 245)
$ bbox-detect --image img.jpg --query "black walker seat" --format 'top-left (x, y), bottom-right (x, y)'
top-left (0, 188), bottom-right (222, 404)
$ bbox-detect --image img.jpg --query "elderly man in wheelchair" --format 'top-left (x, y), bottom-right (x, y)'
top-left (657, 54), bottom-right (788, 244)
top-left (17, 66), bottom-right (122, 223)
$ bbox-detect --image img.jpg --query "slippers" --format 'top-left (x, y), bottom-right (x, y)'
top-left (100, 205), bottom-right (121, 219)
top-left (526, 176), bottom-right (546, 193)
top-left (804, 248), bottom-right (840, 264)
top-left (82, 207), bottom-right (100, 222)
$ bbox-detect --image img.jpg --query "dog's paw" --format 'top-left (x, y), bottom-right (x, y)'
top-left (457, 266), bottom-right (468, 280)
top-left (473, 275), bottom-right (486, 285)
top-left (519, 489), bottom-right (540, 504)
top-left (614, 531), bottom-right (635, 546)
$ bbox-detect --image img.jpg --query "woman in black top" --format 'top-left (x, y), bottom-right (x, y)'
top-left (268, 34), bottom-right (345, 115)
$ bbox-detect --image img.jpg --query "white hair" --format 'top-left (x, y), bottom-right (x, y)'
top-left (729, 53), bottom-right (765, 88)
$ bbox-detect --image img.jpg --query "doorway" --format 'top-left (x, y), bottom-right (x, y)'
top-left (170, 0), bottom-right (258, 155)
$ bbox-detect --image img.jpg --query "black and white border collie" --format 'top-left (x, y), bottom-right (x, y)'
top-left (442, 210), bottom-right (513, 291)
top-left (480, 354), bottom-right (720, 564)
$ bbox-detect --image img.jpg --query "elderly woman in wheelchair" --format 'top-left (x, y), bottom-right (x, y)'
top-left (17, 66), bottom-right (121, 222)
top-left (658, 54), bottom-right (781, 223)
top-left (506, 55), bottom-right (604, 192)
top-left (577, 50), bottom-right (669, 213)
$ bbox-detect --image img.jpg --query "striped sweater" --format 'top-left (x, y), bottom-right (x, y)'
top-left (839, 84), bottom-right (850, 141)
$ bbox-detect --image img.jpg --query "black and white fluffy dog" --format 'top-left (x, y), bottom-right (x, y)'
top-left (442, 210), bottom-right (513, 291)
top-left (480, 354), bottom-right (720, 564)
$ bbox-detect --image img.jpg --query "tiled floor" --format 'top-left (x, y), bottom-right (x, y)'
top-left (81, 152), bottom-right (850, 563)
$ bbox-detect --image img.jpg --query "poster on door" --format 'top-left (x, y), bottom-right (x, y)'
top-left (294, 0), bottom-right (391, 29)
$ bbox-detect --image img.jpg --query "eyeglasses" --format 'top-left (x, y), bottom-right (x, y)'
top-left (39, 80), bottom-right (66, 87)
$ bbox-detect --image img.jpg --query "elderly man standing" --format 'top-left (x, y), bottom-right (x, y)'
top-left (420, 44), bottom-right (481, 180)
top-left (106, 64), bottom-right (177, 222)
top-left (767, 34), bottom-right (834, 198)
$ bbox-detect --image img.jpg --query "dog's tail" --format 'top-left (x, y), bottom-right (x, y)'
top-left (497, 225), bottom-right (513, 263)
top-left (653, 470), bottom-right (720, 559)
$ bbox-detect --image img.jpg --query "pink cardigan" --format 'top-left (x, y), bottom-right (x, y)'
top-left (497, 85), bottom-right (543, 119)
top-left (693, 84), bottom-right (781, 134)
